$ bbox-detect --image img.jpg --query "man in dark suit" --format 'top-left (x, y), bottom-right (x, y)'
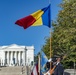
top-left (53, 57), bottom-right (64, 75)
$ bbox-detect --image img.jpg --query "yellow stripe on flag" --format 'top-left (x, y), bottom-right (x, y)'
top-left (31, 10), bottom-right (44, 26)
top-left (31, 10), bottom-right (44, 20)
top-left (32, 17), bottom-right (43, 26)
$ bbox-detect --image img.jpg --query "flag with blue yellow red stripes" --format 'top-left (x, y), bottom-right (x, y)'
top-left (15, 4), bottom-right (51, 29)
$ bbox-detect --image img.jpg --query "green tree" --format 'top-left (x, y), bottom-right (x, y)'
top-left (42, 0), bottom-right (76, 68)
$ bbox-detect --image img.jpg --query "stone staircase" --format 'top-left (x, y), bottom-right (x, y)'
top-left (0, 66), bottom-right (27, 75)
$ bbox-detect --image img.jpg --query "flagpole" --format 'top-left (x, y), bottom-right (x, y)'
top-left (48, 0), bottom-right (52, 58)
top-left (50, 29), bottom-right (52, 73)
top-left (48, 0), bottom-right (52, 72)
top-left (50, 29), bottom-right (52, 58)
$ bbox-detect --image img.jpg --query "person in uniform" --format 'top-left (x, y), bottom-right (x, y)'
top-left (53, 56), bottom-right (64, 75)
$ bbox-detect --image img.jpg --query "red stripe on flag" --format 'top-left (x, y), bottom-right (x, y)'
top-left (36, 63), bottom-right (38, 74)
top-left (15, 15), bottom-right (36, 29)
top-left (31, 63), bottom-right (39, 75)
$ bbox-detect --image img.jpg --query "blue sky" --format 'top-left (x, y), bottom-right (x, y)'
top-left (0, 0), bottom-right (62, 54)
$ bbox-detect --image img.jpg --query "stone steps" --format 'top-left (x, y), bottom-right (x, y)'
top-left (0, 66), bottom-right (27, 75)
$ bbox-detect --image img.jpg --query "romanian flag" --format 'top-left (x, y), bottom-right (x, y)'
top-left (15, 5), bottom-right (51, 29)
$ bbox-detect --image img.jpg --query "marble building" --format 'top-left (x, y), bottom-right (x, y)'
top-left (0, 44), bottom-right (34, 66)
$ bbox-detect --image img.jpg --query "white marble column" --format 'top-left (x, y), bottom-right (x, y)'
top-left (25, 48), bottom-right (27, 66)
top-left (7, 51), bottom-right (9, 66)
top-left (9, 52), bottom-right (10, 65)
top-left (18, 51), bottom-right (20, 66)
top-left (22, 52), bottom-right (23, 65)
top-left (23, 51), bottom-right (25, 66)
top-left (5, 52), bottom-right (7, 66)
top-left (21, 51), bottom-right (22, 65)
top-left (15, 51), bottom-right (17, 65)
top-left (3, 52), bottom-right (5, 66)
top-left (22, 51), bottom-right (24, 65)
top-left (11, 51), bottom-right (13, 65)
top-left (16, 51), bottom-right (18, 65)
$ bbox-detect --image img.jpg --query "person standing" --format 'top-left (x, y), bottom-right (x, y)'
top-left (53, 57), bottom-right (64, 75)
